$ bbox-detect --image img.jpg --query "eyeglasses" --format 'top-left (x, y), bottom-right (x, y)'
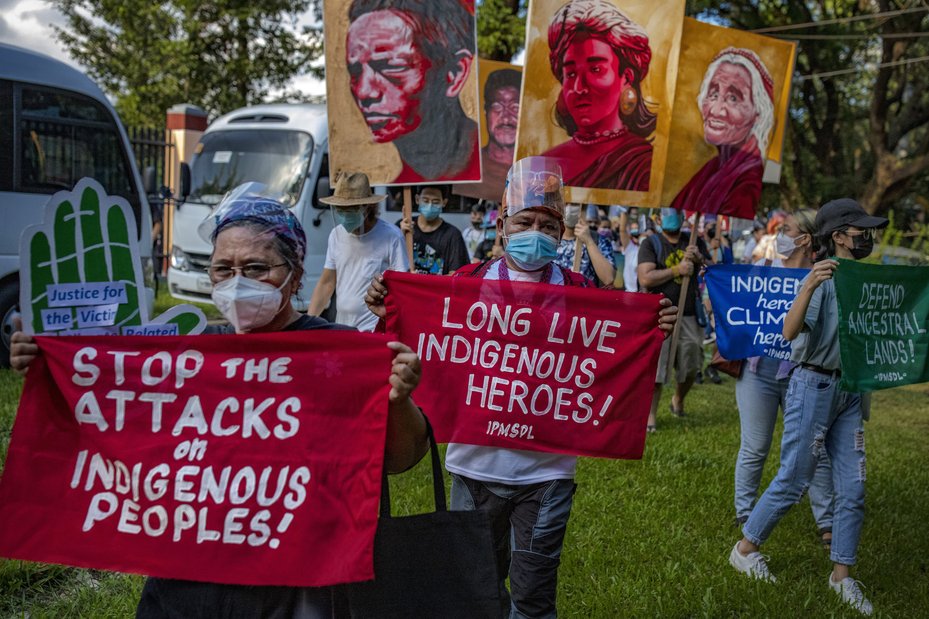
top-left (842, 228), bottom-right (876, 241)
top-left (489, 102), bottom-right (519, 114)
top-left (206, 263), bottom-right (288, 282)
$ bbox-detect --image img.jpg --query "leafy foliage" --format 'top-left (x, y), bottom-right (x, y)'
top-left (52, 0), bottom-right (323, 126)
top-left (476, 0), bottom-right (527, 61)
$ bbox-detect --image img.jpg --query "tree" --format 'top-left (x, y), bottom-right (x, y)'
top-left (53, 0), bottom-right (323, 126)
top-left (476, 0), bottom-right (526, 61)
top-left (690, 0), bottom-right (929, 216)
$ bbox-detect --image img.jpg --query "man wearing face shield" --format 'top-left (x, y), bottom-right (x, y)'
top-left (397, 186), bottom-right (470, 275)
top-left (365, 157), bottom-right (680, 617)
top-left (308, 173), bottom-right (409, 331)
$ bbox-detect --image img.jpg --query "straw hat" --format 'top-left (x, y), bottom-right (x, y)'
top-left (319, 172), bottom-right (387, 206)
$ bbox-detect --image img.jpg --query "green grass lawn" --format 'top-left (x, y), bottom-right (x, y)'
top-left (1, 368), bottom-right (927, 617)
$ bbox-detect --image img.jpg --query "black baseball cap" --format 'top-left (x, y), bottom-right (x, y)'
top-left (815, 198), bottom-right (888, 236)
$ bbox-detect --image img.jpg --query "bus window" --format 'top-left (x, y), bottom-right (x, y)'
top-left (18, 86), bottom-right (141, 231)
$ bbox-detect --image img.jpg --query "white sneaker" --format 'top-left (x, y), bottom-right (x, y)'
top-left (829, 575), bottom-right (873, 616)
top-left (729, 542), bottom-right (776, 582)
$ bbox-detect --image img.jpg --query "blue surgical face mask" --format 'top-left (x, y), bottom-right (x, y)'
top-left (630, 227), bottom-right (640, 237)
top-left (418, 203), bottom-right (442, 222)
top-left (661, 211), bottom-right (682, 233)
top-left (504, 230), bottom-right (558, 271)
top-left (334, 207), bottom-right (364, 233)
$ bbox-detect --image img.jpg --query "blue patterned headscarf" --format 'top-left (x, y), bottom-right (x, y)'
top-left (202, 185), bottom-right (307, 262)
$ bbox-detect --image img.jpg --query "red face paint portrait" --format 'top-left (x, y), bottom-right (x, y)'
top-left (541, 0), bottom-right (656, 192)
top-left (342, 0), bottom-right (481, 184)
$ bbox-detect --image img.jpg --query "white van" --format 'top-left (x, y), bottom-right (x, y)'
top-left (168, 103), bottom-right (486, 313)
top-left (0, 44), bottom-right (154, 365)
top-left (167, 104), bottom-right (333, 311)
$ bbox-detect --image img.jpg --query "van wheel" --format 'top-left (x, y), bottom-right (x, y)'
top-left (0, 283), bottom-right (19, 368)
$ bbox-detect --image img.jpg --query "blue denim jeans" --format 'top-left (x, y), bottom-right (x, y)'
top-left (743, 367), bottom-right (866, 565)
top-left (450, 474), bottom-right (576, 619)
top-left (735, 357), bottom-right (834, 530)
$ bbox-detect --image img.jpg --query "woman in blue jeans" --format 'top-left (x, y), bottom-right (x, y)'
top-left (733, 209), bottom-right (835, 544)
top-left (729, 199), bottom-right (887, 616)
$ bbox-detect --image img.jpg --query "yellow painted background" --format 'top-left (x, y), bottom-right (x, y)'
top-left (660, 18), bottom-right (797, 207)
top-left (322, 0), bottom-right (481, 186)
top-left (515, 0), bottom-right (686, 207)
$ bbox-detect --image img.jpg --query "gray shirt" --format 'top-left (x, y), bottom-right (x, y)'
top-left (790, 276), bottom-right (841, 370)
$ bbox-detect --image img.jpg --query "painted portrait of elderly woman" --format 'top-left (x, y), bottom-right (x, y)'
top-left (516, 0), bottom-right (685, 207)
top-left (670, 47), bottom-right (775, 216)
top-left (542, 0), bottom-right (656, 191)
top-left (662, 18), bottom-right (796, 219)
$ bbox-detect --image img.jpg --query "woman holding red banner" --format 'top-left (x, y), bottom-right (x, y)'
top-left (11, 185), bottom-right (429, 618)
top-left (729, 198), bottom-right (888, 616)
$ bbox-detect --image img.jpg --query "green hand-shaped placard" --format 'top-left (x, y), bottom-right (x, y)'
top-left (20, 178), bottom-right (206, 336)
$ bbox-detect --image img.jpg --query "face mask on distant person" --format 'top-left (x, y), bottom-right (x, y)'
top-left (334, 208), bottom-right (365, 233)
top-left (418, 203), bottom-right (442, 221)
top-left (850, 233), bottom-right (874, 260)
top-left (504, 230), bottom-right (558, 271)
top-left (630, 226), bottom-right (640, 237)
top-left (211, 272), bottom-right (291, 332)
top-left (661, 209), bottom-right (684, 234)
top-left (776, 231), bottom-right (802, 257)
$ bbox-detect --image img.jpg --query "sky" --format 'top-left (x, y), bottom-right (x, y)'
top-left (0, 0), bottom-right (327, 98)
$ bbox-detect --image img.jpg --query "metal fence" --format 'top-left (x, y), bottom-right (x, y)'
top-left (127, 127), bottom-right (176, 277)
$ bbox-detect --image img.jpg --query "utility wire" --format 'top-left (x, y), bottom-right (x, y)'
top-left (798, 54), bottom-right (929, 81)
top-left (772, 31), bottom-right (929, 40)
top-left (751, 5), bottom-right (928, 34)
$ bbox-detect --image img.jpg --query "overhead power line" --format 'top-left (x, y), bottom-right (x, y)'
top-left (752, 5), bottom-right (929, 34)
top-left (797, 54), bottom-right (929, 81)
top-left (772, 31), bottom-right (929, 40)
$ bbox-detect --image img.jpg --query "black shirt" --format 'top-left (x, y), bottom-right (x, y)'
top-left (637, 233), bottom-right (709, 316)
top-left (396, 219), bottom-right (471, 275)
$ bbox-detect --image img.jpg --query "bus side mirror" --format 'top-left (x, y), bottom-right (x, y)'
top-left (178, 163), bottom-right (191, 204)
top-left (314, 176), bottom-right (331, 209)
top-left (143, 166), bottom-right (157, 195)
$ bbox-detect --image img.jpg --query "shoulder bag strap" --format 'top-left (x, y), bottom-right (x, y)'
top-left (379, 415), bottom-right (444, 517)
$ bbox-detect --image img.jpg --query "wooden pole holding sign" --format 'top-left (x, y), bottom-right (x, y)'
top-left (665, 222), bottom-right (700, 380)
top-left (572, 239), bottom-right (583, 272)
top-left (403, 187), bottom-right (414, 273)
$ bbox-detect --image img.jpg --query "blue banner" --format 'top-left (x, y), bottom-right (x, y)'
top-left (704, 264), bottom-right (810, 361)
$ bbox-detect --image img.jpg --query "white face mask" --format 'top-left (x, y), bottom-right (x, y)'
top-left (211, 272), bottom-right (291, 332)
top-left (776, 231), bottom-right (803, 257)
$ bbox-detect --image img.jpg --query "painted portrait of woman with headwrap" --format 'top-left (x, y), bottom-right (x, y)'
top-left (516, 0), bottom-right (685, 208)
top-left (661, 18), bottom-right (796, 220)
top-left (670, 47), bottom-right (776, 216)
top-left (542, 0), bottom-right (656, 191)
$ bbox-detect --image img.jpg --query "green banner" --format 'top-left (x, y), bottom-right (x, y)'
top-left (834, 259), bottom-right (929, 392)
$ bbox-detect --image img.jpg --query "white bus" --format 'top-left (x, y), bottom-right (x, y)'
top-left (167, 104), bottom-right (333, 312)
top-left (0, 44), bottom-right (155, 365)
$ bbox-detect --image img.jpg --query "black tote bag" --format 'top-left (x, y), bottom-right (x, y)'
top-left (341, 423), bottom-right (503, 619)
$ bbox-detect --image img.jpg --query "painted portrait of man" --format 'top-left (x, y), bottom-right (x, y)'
top-left (661, 19), bottom-right (796, 220)
top-left (453, 60), bottom-right (523, 201)
top-left (325, 0), bottom-right (482, 185)
top-left (516, 0), bottom-right (685, 208)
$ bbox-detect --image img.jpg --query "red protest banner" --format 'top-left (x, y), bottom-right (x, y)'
top-left (0, 331), bottom-right (392, 587)
top-left (384, 271), bottom-right (664, 459)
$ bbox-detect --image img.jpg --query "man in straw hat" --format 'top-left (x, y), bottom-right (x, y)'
top-left (309, 172), bottom-right (409, 331)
